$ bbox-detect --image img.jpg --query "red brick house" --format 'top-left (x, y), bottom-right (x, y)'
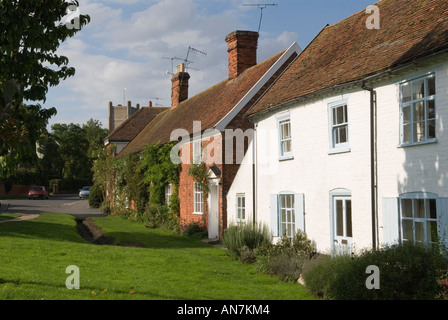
top-left (121, 30), bottom-right (301, 240)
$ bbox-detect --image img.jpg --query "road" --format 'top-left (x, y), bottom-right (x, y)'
top-left (0, 194), bottom-right (105, 219)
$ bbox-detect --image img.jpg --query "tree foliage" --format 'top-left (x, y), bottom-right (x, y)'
top-left (0, 0), bottom-right (90, 178)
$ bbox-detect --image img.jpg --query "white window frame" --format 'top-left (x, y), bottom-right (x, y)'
top-left (277, 113), bottom-right (293, 160)
top-left (236, 194), bottom-right (246, 223)
top-left (193, 182), bottom-right (203, 214)
top-left (328, 100), bottom-right (350, 154)
top-left (165, 183), bottom-right (173, 206)
top-left (193, 139), bottom-right (202, 165)
top-left (400, 193), bottom-right (439, 246)
top-left (279, 193), bottom-right (296, 238)
top-left (399, 74), bottom-right (436, 146)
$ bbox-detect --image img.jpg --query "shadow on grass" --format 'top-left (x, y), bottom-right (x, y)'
top-left (0, 215), bottom-right (213, 250)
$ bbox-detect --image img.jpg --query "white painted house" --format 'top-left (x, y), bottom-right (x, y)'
top-left (227, 0), bottom-right (448, 254)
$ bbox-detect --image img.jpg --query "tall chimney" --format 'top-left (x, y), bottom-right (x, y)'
top-left (225, 30), bottom-right (259, 80)
top-left (171, 63), bottom-right (190, 108)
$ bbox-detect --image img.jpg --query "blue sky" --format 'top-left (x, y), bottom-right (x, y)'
top-left (45, 0), bottom-right (376, 129)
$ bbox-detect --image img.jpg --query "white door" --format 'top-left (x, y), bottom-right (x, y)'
top-left (332, 196), bottom-right (353, 255)
top-left (208, 183), bottom-right (219, 239)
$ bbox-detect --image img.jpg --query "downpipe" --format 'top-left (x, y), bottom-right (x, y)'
top-left (362, 81), bottom-right (379, 250)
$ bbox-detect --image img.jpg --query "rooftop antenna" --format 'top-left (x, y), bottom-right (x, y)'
top-left (150, 97), bottom-right (164, 107)
top-left (163, 56), bottom-right (195, 75)
top-left (123, 86), bottom-right (127, 105)
top-left (184, 46), bottom-right (207, 72)
top-left (242, 3), bottom-right (278, 33)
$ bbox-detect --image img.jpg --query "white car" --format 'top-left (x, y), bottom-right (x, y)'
top-left (79, 186), bottom-right (92, 199)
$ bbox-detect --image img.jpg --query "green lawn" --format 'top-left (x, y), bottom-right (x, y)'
top-left (0, 213), bottom-right (314, 300)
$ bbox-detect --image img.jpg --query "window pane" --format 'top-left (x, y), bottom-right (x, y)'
top-left (413, 121), bottom-right (426, 142)
top-left (402, 124), bottom-right (411, 143)
top-left (336, 200), bottom-right (344, 237)
top-left (402, 83), bottom-right (411, 103)
top-left (428, 221), bottom-right (438, 243)
top-left (281, 195), bottom-right (286, 209)
top-left (428, 100), bottom-right (435, 120)
top-left (415, 221), bottom-right (425, 243)
top-left (428, 199), bottom-right (437, 219)
top-left (428, 77), bottom-right (436, 96)
top-left (402, 220), bottom-right (414, 241)
top-left (283, 140), bottom-right (291, 153)
top-left (336, 106), bottom-right (346, 125)
top-left (413, 79), bottom-right (425, 100)
top-left (413, 101), bottom-right (425, 122)
top-left (346, 200), bottom-right (353, 238)
top-left (415, 199), bottom-right (425, 219)
top-left (403, 105), bottom-right (411, 124)
top-left (339, 125), bottom-right (348, 144)
top-left (402, 199), bottom-right (413, 218)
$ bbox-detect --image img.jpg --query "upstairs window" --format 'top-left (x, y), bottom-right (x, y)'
top-left (277, 114), bottom-right (293, 160)
top-left (400, 75), bottom-right (436, 145)
top-left (329, 103), bottom-right (349, 152)
top-left (193, 140), bottom-right (202, 164)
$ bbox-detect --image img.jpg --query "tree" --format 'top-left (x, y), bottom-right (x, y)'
top-left (0, 0), bottom-right (90, 178)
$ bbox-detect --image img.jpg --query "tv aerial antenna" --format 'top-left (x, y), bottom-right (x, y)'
top-left (150, 97), bottom-right (164, 107)
top-left (183, 46), bottom-right (207, 72)
top-left (242, 3), bottom-right (278, 33)
top-left (163, 56), bottom-right (195, 75)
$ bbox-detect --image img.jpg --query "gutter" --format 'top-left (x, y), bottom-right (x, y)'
top-left (361, 82), bottom-right (378, 251)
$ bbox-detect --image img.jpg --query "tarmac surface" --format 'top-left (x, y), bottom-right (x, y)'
top-left (0, 194), bottom-right (104, 221)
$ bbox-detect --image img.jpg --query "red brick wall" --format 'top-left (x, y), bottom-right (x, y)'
top-left (226, 31), bottom-right (259, 80)
top-left (0, 185), bottom-right (30, 197)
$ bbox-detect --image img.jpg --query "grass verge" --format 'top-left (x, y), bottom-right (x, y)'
top-left (0, 213), bottom-right (314, 300)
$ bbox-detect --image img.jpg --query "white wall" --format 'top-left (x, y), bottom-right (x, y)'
top-left (227, 57), bottom-right (448, 253)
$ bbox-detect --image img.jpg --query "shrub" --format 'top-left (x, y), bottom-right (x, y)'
top-left (223, 223), bottom-right (271, 261)
top-left (302, 242), bottom-right (448, 300)
top-left (254, 231), bottom-right (317, 282)
top-left (89, 183), bottom-right (104, 209)
top-left (143, 203), bottom-right (179, 231)
top-left (180, 221), bottom-right (208, 238)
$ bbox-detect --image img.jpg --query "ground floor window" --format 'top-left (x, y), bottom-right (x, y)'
top-left (401, 197), bottom-right (438, 245)
top-left (383, 193), bottom-right (447, 247)
top-left (193, 183), bottom-right (203, 214)
top-left (165, 183), bottom-right (173, 205)
top-left (236, 194), bottom-right (246, 223)
top-left (279, 194), bottom-right (295, 238)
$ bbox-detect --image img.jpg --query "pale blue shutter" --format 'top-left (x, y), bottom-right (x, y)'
top-left (294, 193), bottom-right (305, 233)
top-left (436, 198), bottom-right (448, 248)
top-left (382, 197), bottom-right (400, 246)
top-left (270, 194), bottom-right (279, 237)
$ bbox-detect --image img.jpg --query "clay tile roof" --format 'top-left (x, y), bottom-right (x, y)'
top-left (121, 51), bottom-right (285, 156)
top-left (247, 0), bottom-right (448, 116)
top-left (105, 107), bottom-right (167, 143)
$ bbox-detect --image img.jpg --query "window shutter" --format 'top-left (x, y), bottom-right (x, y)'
top-left (270, 194), bottom-right (279, 237)
top-left (436, 198), bottom-right (448, 248)
top-left (382, 197), bottom-right (400, 246)
top-left (294, 193), bottom-right (305, 233)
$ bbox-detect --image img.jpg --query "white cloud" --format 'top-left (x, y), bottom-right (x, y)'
top-left (45, 0), bottom-right (298, 128)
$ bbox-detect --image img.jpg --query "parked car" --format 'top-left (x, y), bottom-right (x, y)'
top-left (79, 186), bottom-right (92, 199)
top-left (28, 186), bottom-right (49, 200)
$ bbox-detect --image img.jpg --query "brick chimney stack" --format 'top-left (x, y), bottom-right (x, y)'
top-left (225, 30), bottom-right (259, 80)
top-left (171, 63), bottom-right (190, 108)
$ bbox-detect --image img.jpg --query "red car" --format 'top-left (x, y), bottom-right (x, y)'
top-left (28, 186), bottom-right (49, 200)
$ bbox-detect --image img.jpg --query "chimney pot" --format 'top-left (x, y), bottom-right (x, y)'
top-left (171, 64), bottom-right (190, 108)
top-left (225, 30), bottom-right (259, 80)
